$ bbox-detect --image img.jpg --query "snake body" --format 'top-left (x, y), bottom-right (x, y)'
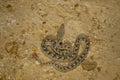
top-left (41, 24), bottom-right (90, 72)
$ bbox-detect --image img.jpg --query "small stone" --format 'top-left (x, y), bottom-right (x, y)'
top-left (11, 20), bottom-right (16, 23)
top-left (43, 68), bottom-right (49, 73)
top-left (81, 60), bottom-right (97, 71)
top-left (35, 61), bottom-right (40, 65)
top-left (42, 21), bottom-right (46, 24)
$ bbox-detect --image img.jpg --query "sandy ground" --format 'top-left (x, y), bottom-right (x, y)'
top-left (0, 0), bottom-right (120, 80)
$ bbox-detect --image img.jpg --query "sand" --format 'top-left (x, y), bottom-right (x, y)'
top-left (0, 0), bottom-right (120, 80)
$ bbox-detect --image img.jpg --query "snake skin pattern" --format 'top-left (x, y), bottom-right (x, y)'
top-left (41, 24), bottom-right (90, 72)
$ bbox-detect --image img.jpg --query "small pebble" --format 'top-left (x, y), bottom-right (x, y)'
top-left (35, 61), bottom-right (40, 65)
top-left (81, 60), bottom-right (97, 71)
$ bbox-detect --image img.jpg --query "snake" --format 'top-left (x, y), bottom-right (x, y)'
top-left (41, 24), bottom-right (90, 72)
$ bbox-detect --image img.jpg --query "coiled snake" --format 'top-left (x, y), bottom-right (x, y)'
top-left (41, 24), bottom-right (90, 72)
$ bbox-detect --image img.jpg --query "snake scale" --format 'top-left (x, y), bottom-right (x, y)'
top-left (41, 24), bottom-right (90, 72)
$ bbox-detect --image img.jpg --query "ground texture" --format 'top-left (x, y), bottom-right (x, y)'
top-left (0, 0), bottom-right (120, 80)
